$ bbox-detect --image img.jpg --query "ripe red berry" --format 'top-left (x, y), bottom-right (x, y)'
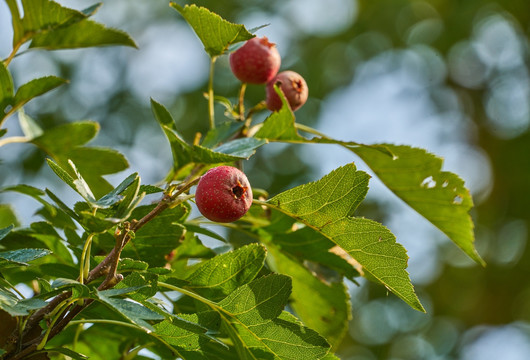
top-left (229, 36), bottom-right (281, 84)
top-left (195, 166), bottom-right (253, 223)
top-left (266, 71), bottom-right (308, 112)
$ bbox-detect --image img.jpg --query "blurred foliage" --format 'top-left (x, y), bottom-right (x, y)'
top-left (1, 0), bottom-right (529, 358)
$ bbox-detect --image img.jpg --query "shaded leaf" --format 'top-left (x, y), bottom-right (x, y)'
top-left (267, 164), bottom-right (425, 312)
top-left (217, 274), bottom-right (330, 360)
top-left (266, 243), bottom-right (351, 348)
top-left (121, 204), bottom-right (188, 267)
top-left (0, 248), bottom-right (51, 268)
top-left (96, 290), bottom-right (165, 332)
top-left (170, 3), bottom-right (254, 57)
top-left (0, 225), bottom-right (13, 241)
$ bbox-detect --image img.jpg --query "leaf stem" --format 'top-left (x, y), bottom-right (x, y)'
top-left (208, 56), bottom-right (217, 129)
top-left (79, 234), bottom-right (95, 285)
top-left (158, 281), bottom-right (218, 309)
top-left (0, 136), bottom-right (28, 147)
top-left (238, 83), bottom-right (247, 121)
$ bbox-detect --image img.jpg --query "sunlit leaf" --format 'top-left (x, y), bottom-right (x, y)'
top-left (217, 274), bottom-right (330, 359)
top-left (267, 164), bottom-right (425, 312)
top-left (170, 3), bottom-right (253, 57)
top-left (182, 243), bottom-right (266, 301)
top-left (12, 76), bottom-right (68, 111)
top-left (351, 144), bottom-right (484, 265)
top-left (29, 19), bottom-right (137, 50)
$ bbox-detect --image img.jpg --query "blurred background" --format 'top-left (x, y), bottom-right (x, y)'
top-left (1, 0), bottom-right (529, 359)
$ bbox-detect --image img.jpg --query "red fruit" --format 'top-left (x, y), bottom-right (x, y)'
top-left (229, 36), bottom-right (281, 84)
top-left (195, 166), bottom-right (253, 223)
top-left (266, 71), bottom-right (308, 112)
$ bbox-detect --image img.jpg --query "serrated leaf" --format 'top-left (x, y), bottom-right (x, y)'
top-left (29, 19), bottom-right (137, 50)
top-left (351, 144), bottom-right (484, 265)
top-left (12, 76), bottom-right (68, 111)
top-left (0, 248), bottom-right (51, 268)
top-left (182, 243), bottom-right (266, 301)
top-left (262, 220), bottom-right (360, 281)
top-left (267, 164), bottom-right (425, 312)
top-left (266, 243), bottom-right (350, 348)
top-left (170, 3), bottom-right (254, 57)
top-left (217, 274), bottom-right (330, 360)
top-left (32, 121), bottom-right (99, 152)
top-left (153, 313), bottom-right (229, 359)
top-left (255, 87), bottom-right (303, 142)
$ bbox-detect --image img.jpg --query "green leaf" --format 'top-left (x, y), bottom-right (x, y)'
top-left (262, 219), bottom-right (360, 281)
top-left (153, 314), bottom-right (229, 359)
top-left (0, 225), bottom-right (13, 241)
top-left (0, 288), bottom-right (48, 316)
top-left (183, 243), bottom-right (266, 301)
top-left (213, 137), bottom-right (268, 159)
top-left (33, 121), bottom-right (129, 198)
top-left (0, 205), bottom-right (19, 228)
top-left (267, 164), bottom-right (425, 312)
top-left (32, 121), bottom-right (99, 152)
top-left (217, 274), bottom-right (330, 359)
top-left (46, 158), bottom-right (96, 203)
top-left (172, 232), bottom-right (216, 261)
top-left (18, 110), bottom-right (43, 139)
top-left (266, 243), bottom-right (350, 348)
top-left (44, 348), bottom-right (88, 360)
top-left (351, 144), bottom-right (484, 265)
top-left (96, 289), bottom-right (165, 332)
top-left (151, 99), bottom-right (265, 169)
top-left (94, 172), bottom-right (139, 208)
top-left (112, 174), bottom-right (144, 220)
top-left (12, 76), bottom-right (68, 112)
top-left (121, 204), bottom-right (188, 267)
top-left (29, 18), bottom-right (137, 50)
top-left (170, 3), bottom-right (254, 57)
top-left (0, 62), bottom-right (14, 113)
top-left (0, 248), bottom-right (51, 268)
top-left (255, 87), bottom-right (303, 142)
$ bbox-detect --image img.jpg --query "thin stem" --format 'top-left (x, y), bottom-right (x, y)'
top-left (0, 136), bottom-right (28, 147)
top-left (36, 298), bottom-right (78, 350)
top-left (79, 234), bottom-right (94, 284)
top-left (158, 282), bottom-right (218, 308)
top-left (208, 56), bottom-right (217, 129)
top-left (238, 83), bottom-right (247, 121)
